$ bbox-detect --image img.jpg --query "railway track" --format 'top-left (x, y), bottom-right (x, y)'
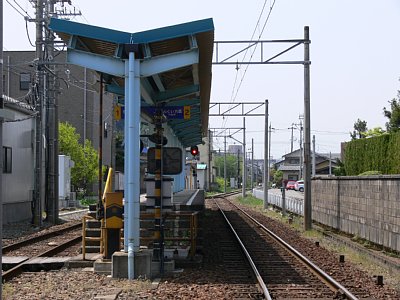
top-left (2, 222), bottom-right (82, 282)
top-left (213, 194), bottom-right (358, 299)
top-left (2, 222), bottom-right (81, 254)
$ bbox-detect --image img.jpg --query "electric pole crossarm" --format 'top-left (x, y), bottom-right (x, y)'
top-left (213, 39), bottom-right (307, 65)
top-left (209, 102), bottom-right (265, 116)
top-left (213, 61), bottom-right (305, 65)
top-left (244, 103), bottom-right (264, 115)
top-left (228, 128), bottom-right (243, 137)
top-left (264, 41), bottom-right (302, 63)
top-left (220, 103), bottom-right (240, 115)
top-left (211, 128), bottom-right (243, 138)
top-left (218, 42), bottom-right (258, 63)
top-left (215, 39), bottom-right (306, 44)
top-left (228, 135), bottom-right (243, 146)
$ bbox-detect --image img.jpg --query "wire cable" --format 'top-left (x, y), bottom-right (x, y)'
top-left (25, 18), bottom-right (35, 47)
top-left (13, 0), bottom-right (32, 19)
top-left (5, 0), bottom-right (26, 18)
top-left (222, 0), bottom-right (270, 129)
top-left (231, 0), bottom-right (277, 102)
top-left (221, 0), bottom-right (277, 129)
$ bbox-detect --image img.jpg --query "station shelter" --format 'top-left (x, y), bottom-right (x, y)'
top-left (49, 17), bottom-right (214, 278)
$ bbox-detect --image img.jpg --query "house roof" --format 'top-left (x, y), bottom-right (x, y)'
top-left (49, 18), bottom-right (214, 147)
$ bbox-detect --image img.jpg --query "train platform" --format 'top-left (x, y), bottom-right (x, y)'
top-left (76, 189), bottom-right (207, 279)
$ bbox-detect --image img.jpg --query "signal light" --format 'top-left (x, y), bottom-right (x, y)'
top-left (190, 145), bottom-right (199, 156)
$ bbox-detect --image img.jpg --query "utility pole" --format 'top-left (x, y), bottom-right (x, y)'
top-left (303, 26), bottom-right (312, 230)
top-left (242, 117), bottom-right (246, 198)
top-left (237, 149), bottom-right (240, 188)
top-left (34, 0), bottom-right (45, 227)
top-left (263, 100), bottom-right (268, 209)
top-left (312, 135), bottom-right (315, 177)
top-left (299, 118), bottom-right (303, 179)
top-left (224, 136), bottom-right (226, 193)
top-left (268, 122), bottom-right (273, 193)
top-left (251, 138), bottom-right (254, 189)
top-left (208, 129), bottom-right (212, 191)
top-left (45, 0), bottom-right (58, 224)
top-left (288, 124), bottom-right (295, 153)
top-left (329, 152), bottom-right (332, 176)
top-left (1, 0), bottom-right (4, 295)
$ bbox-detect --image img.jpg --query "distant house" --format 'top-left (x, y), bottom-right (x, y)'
top-left (275, 149), bottom-right (340, 181)
top-left (2, 96), bottom-right (35, 223)
top-left (315, 153), bottom-right (340, 175)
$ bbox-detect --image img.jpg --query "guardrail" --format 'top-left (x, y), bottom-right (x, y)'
top-left (252, 188), bottom-right (304, 215)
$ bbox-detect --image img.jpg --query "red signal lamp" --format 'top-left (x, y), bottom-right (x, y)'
top-left (190, 145), bottom-right (199, 156)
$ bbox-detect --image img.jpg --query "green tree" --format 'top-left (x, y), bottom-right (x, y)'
top-left (350, 118), bottom-right (368, 140)
top-left (383, 89), bottom-right (400, 132)
top-left (59, 122), bottom-right (99, 195)
top-left (361, 127), bottom-right (386, 138)
top-left (273, 170), bottom-right (283, 187)
top-left (214, 154), bottom-right (240, 179)
top-left (333, 159), bottom-right (346, 176)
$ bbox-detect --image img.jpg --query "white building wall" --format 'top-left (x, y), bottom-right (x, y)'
top-left (2, 109), bottom-right (34, 223)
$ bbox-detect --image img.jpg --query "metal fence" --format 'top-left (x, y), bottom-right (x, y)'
top-left (252, 188), bottom-right (304, 216)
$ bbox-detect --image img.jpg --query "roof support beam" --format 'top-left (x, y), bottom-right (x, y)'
top-left (164, 99), bottom-right (199, 106)
top-left (105, 84), bottom-right (124, 95)
top-left (140, 48), bottom-right (199, 77)
top-left (67, 48), bottom-right (125, 77)
top-left (143, 43), bottom-right (166, 92)
top-left (175, 126), bottom-right (199, 135)
top-left (154, 84), bottom-right (199, 102)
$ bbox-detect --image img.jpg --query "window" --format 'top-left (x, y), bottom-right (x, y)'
top-left (20, 73), bottom-right (31, 90)
top-left (3, 146), bottom-right (12, 173)
top-left (288, 158), bottom-right (300, 165)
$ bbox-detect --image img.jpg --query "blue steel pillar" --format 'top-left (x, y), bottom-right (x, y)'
top-left (124, 50), bottom-right (141, 280)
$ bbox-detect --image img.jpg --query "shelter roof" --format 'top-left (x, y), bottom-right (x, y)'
top-left (49, 18), bottom-right (214, 147)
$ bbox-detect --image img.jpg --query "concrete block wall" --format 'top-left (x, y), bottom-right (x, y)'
top-left (312, 176), bottom-right (400, 252)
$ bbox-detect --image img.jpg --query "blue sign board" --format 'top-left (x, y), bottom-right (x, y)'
top-left (143, 106), bottom-right (191, 120)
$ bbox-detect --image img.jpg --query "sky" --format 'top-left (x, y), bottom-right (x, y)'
top-left (3, 0), bottom-right (400, 160)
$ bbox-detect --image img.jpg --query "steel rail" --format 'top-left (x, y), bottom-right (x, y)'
top-left (213, 197), bottom-right (272, 300)
top-left (2, 235), bottom-right (82, 282)
top-left (228, 199), bottom-right (359, 300)
top-left (2, 222), bottom-right (81, 254)
top-left (205, 190), bottom-right (243, 199)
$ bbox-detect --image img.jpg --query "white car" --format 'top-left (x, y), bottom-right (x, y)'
top-left (294, 180), bottom-right (304, 192)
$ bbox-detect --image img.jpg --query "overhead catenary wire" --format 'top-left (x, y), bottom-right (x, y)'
top-left (5, 0), bottom-right (27, 18)
top-left (13, 0), bottom-right (32, 19)
top-left (230, 0), bottom-right (277, 102)
top-left (222, 0), bottom-right (274, 129)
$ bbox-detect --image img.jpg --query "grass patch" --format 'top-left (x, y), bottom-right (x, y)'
top-left (237, 195), bottom-right (263, 207)
top-left (79, 198), bottom-right (97, 207)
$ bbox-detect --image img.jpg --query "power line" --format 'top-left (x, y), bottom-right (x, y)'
top-left (25, 18), bottom-right (35, 47)
top-left (13, 0), bottom-right (32, 19)
top-left (231, 0), bottom-right (277, 102)
top-left (5, 0), bottom-right (27, 18)
top-left (222, 0), bottom-right (276, 129)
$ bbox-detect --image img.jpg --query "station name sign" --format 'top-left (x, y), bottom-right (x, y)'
top-left (143, 106), bottom-right (191, 120)
top-left (114, 105), bottom-right (191, 121)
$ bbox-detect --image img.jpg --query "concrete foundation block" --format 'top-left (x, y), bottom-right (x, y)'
top-left (94, 259), bottom-right (112, 275)
top-left (151, 259), bottom-right (175, 277)
top-left (112, 250), bottom-right (152, 279)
